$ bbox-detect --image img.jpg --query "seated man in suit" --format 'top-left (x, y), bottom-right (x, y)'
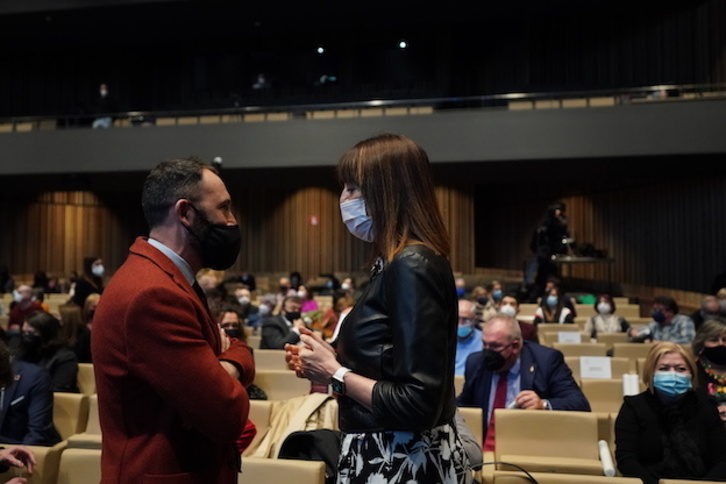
top-left (456, 299), bottom-right (482, 376)
top-left (260, 295), bottom-right (305, 349)
top-left (0, 341), bottom-right (60, 446)
top-left (457, 314), bottom-right (589, 451)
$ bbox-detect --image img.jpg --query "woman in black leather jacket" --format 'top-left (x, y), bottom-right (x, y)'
top-left (286, 133), bottom-right (471, 483)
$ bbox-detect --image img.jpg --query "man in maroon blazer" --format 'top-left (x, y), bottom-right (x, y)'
top-left (92, 158), bottom-right (254, 484)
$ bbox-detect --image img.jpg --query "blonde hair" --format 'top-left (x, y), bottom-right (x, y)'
top-left (641, 341), bottom-right (698, 390)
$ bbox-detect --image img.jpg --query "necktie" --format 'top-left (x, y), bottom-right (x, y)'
top-left (483, 370), bottom-right (509, 451)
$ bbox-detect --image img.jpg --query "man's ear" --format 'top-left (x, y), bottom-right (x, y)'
top-left (175, 199), bottom-right (193, 227)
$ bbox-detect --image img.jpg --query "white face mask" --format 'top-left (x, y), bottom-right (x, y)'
top-left (237, 296), bottom-right (251, 306)
top-left (499, 304), bottom-right (517, 318)
top-left (341, 282), bottom-right (351, 291)
top-left (340, 198), bottom-right (374, 242)
top-left (597, 302), bottom-right (612, 315)
top-left (12, 290), bottom-right (23, 304)
top-left (92, 264), bottom-right (105, 277)
top-left (258, 304), bottom-right (271, 316)
top-left (297, 290), bottom-right (307, 299)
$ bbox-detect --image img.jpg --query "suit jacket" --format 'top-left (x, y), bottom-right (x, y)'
top-left (260, 315), bottom-right (300, 349)
top-left (92, 237), bottom-right (255, 484)
top-left (457, 341), bottom-right (590, 436)
top-left (0, 360), bottom-right (60, 446)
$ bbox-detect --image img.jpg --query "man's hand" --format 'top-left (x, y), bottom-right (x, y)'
top-left (514, 390), bottom-right (545, 410)
top-left (0, 446), bottom-right (36, 475)
top-left (219, 361), bottom-right (240, 380)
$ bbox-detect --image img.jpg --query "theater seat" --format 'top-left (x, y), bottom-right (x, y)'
top-left (238, 456), bottom-right (325, 484)
top-left (493, 470), bottom-right (642, 483)
top-left (56, 448), bottom-right (101, 484)
top-left (253, 370), bottom-right (311, 401)
top-left (243, 400), bottom-right (273, 457)
top-left (0, 441), bottom-right (68, 484)
top-left (253, 349), bottom-right (290, 370)
top-left (76, 363), bottom-right (96, 395)
top-left (552, 342), bottom-right (608, 358)
top-left (494, 409), bottom-right (607, 475)
top-left (67, 394), bottom-right (101, 449)
top-left (53, 392), bottom-right (90, 440)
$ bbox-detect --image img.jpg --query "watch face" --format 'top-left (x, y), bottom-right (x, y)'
top-left (331, 378), bottom-right (344, 394)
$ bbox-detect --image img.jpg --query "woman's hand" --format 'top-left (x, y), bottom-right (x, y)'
top-left (298, 329), bottom-right (341, 385)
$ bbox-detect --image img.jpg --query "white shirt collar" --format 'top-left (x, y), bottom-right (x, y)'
top-left (147, 238), bottom-right (196, 286)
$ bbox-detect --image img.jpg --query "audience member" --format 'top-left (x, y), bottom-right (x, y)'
top-left (17, 311), bottom-right (79, 393)
top-left (297, 285), bottom-right (318, 313)
top-left (92, 82), bottom-right (117, 129)
top-left (717, 288), bottom-right (726, 313)
top-left (583, 293), bottom-right (630, 338)
top-left (289, 271), bottom-right (303, 291)
top-left (457, 314), bottom-right (589, 451)
top-left (0, 340), bottom-right (61, 446)
top-left (690, 295), bottom-right (724, 331)
top-left (226, 270), bottom-right (256, 292)
top-left (196, 270), bottom-right (221, 292)
top-left (218, 305), bottom-right (244, 340)
top-left (455, 277), bottom-right (467, 299)
top-left (488, 280), bottom-right (504, 306)
top-left (70, 256), bottom-right (104, 308)
top-left (58, 303), bottom-right (91, 363)
top-left (629, 295), bottom-right (696, 345)
top-left (315, 294), bottom-right (354, 342)
top-left (203, 286), bottom-right (225, 317)
top-left (615, 342), bottom-right (726, 484)
top-left (30, 289), bottom-right (50, 313)
top-left (339, 277), bottom-right (360, 300)
top-left (260, 295), bottom-right (305, 349)
top-left (455, 300), bottom-right (482, 376)
top-left (543, 276), bottom-right (577, 316)
top-left (532, 285), bottom-right (575, 325)
top-left (692, 318), bottom-right (726, 423)
top-left (471, 285), bottom-right (497, 323)
top-left (497, 294), bottom-right (538, 343)
top-left (529, 202), bottom-right (570, 295)
top-left (7, 285), bottom-right (41, 338)
top-left (0, 265), bottom-right (14, 295)
top-left (31, 272), bottom-right (50, 293)
top-left (276, 277), bottom-right (295, 304)
top-left (231, 286), bottom-right (260, 329)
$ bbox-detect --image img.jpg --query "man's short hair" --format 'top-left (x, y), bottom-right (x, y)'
top-left (654, 295), bottom-right (679, 314)
top-left (484, 314), bottom-right (522, 342)
top-left (141, 157), bottom-right (216, 229)
top-left (282, 295), bottom-right (302, 308)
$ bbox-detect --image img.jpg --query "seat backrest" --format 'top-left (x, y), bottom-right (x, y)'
top-left (85, 394), bottom-right (101, 435)
top-left (493, 470), bottom-right (642, 483)
top-left (580, 379), bottom-right (626, 414)
top-left (611, 342), bottom-right (652, 361)
top-left (76, 363), bottom-right (96, 395)
top-left (247, 335), bottom-right (262, 350)
top-left (56, 448), bottom-right (101, 484)
top-left (244, 400), bottom-right (273, 457)
top-left (53, 393), bottom-right (90, 440)
top-left (454, 374), bottom-right (465, 398)
top-left (253, 349), bottom-right (290, 371)
top-left (565, 356), bottom-right (632, 383)
top-left (595, 332), bottom-right (629, 351)
top-left (494, 409), bottom-right (598, 460)
top-left (238, 456), bottom-right (325, 484)
top-left (537, 323), bottom-right (580, 333)
top-left (252, 370), bottom-right (312, 401)
top-left (459, 406), bottom-right (483, 446)
top-left (552, 342), bottom-right (608, 357)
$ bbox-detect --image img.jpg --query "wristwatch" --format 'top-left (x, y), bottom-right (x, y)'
top-left (331, 367), bottom-right (352, 395)
top-left (541, 399), bottom-right (552, 410)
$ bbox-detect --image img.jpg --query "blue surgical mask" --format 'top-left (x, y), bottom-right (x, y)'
top-left (340, 198), bottom-right (374, 242)
top-left (492, 289), bottom-right (503, 302)
top-left (457, 325), bottom-right (474, 339)
top-left (546, 295), bottom-right (558, 308)
top-left (653, 371), bottom-right (692, 397)
top-left (456, 288), bottom-right (466, 297)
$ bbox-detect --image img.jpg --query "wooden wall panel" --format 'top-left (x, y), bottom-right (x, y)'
top-left (2, 172), bottom-right (724, 297)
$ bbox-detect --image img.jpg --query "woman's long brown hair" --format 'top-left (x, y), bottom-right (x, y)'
top-left (337, 133), bottom-right (450, 262)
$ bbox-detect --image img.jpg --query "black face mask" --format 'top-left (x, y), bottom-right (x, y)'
top-left (285, 311), bottom-right (301, 322)
top-left (703, 345), bottom-right (726, 366)
top-left (224, 328), bottom-right (241, 339)
top-left (483, 348), bottom-right (507, 372)
top-left (21, 334), bottom-right (42, 354)
top-left (186, 204), bottom-right (241, 270)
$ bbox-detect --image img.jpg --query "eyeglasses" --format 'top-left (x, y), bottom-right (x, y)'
top-left (482, 341), bottom-right (516, 352)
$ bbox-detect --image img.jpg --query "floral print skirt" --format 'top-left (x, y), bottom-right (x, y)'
top-left (337, 422), bottom-right (472, 484)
